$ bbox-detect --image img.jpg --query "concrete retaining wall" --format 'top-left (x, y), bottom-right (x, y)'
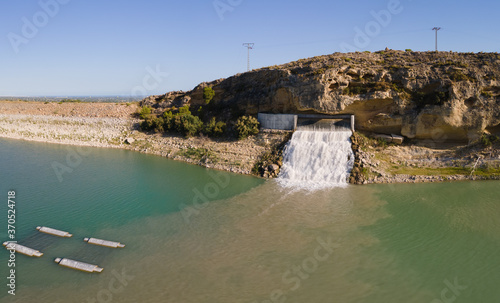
top-left (258, 113), bottom-right (297, 130)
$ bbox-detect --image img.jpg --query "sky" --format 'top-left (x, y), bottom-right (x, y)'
top-left (1, 0), bottom-right (499, 97)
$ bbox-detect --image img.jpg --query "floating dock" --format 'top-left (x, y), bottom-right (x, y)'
top-left (54, 258), bottom-right (103, 273)
top-left (3, 242), bottom-right (43, 257)
top-left (84, 237), bottom-right (125, 248)
top-left (36, 226), bottom-right (72, 237)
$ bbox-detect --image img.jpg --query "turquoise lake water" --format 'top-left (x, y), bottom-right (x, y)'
top-left (0, 138), bottom-right (499, 303)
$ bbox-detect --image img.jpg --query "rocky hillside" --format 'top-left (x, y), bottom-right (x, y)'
top-left (142, 50), bottom-right (500, 143)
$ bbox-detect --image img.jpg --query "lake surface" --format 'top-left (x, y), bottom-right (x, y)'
top-left (0, 138), bottom-right (499, 303)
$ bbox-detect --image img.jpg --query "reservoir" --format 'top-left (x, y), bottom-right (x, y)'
top-left (0, 138), bottom-right (499, 302)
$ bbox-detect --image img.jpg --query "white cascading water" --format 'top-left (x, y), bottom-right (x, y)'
top-left (277, 123), bottom-right (355, 190)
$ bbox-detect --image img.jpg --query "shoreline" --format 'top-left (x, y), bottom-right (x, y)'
top-left (0, 101), bottom-right (290, 176)
top-left (1, 100), bottom-right (499, 184)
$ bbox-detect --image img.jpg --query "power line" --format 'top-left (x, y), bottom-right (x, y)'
top-left (242, 43), bottom-right (254, 71)
top-left (432, 27), bottom-right (441, 51)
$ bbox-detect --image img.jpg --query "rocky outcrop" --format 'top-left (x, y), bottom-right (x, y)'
top-left (349, 133), bottom-right (370, 185)
top-left (143, 51), bottom-right (500, 143)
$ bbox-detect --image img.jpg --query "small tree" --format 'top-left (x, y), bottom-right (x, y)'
top-left (175, 114), bottom-right (203, 137)
top-left (203, 87), bottom-right (215, 105)
top-left (178, 105), bottom-right (191, 115)
top-left (140, 116), bottom-right (155, 131)
top-left (235, 116), bottom-right (259, 139)
top-left (138, 106), bottom-right (152, 119)
top-left (162, 111), bottom-right (174, 131)
top-left (153, 117), bottom-right (164, 133)
top-left (204, 117), bottom-right (226, 137)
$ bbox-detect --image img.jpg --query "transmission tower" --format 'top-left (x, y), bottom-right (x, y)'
top-left (243, 43), bottom-right (254, 71)
top-left (432, 27), bottom-right (441, 51)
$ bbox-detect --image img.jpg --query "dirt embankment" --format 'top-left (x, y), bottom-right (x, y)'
top-left (0, 101), bottom-right (289, 175)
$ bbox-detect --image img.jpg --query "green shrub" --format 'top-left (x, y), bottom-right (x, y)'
top-left (140, 116), bottom-right (164, 133)
top-left (235, 116), bottom-right (259, 139)
top-left (203, 117), bottom-right (226, 137)
top-left (139, 106), bottom-right (152, 119)
top-left (175, 114), bottom-right (203, 137)
top-left (480, 133), bottom-right (499, 147)
top-left (162, 111), bottom-right (175, 131)
top-left (153, 117), bottom-right (164, 133)
top-left (480, 134), bottom-right (491, 147)
top-left (405, 49), bottom-right (412, 52)
top-left (140, 116), bottom-right (155, 131)
top-left (203, 87), bottom-right (215, 105)
top-left (197, 106), bottom-right (205, 120)
top-left (448, 70), bottom-right (475, 82)
top-left (178, 105), bottom-right (191, 115)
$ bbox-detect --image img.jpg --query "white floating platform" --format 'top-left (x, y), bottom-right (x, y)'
top-left (3, 242), bottom-right (43, 257)
top-left (84, 237), bottom-right (125, 248)
top-left (54, 258), bottom-right (103, 273)
top-left (36, 226), bottom-right (72, 237)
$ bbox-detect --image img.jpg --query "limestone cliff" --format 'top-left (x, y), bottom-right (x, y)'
top-left (142, 51), bottom-right (500, 142)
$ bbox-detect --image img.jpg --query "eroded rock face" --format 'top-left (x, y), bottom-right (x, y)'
top-left (142, 51), bottom-right (500, 142)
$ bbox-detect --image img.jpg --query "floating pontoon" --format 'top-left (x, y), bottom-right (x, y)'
top-left (84, 237), bottom-right (125, 248)
top-left (36, 226), bottom-right (72, 237)
top-left (54, 258), bottom-right (103, 273)
top-left (3, 242), bottom-right (43, 257)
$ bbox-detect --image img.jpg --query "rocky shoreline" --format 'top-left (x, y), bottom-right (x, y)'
top-left (0, 101), bottom-right (289, 176)
top-left (349, 132), bottom-right (500, 184)
top-left (1, 100), bottom-right (499, 184)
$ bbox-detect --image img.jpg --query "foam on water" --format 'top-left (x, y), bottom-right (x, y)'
top-left (277, 124), bottom-right (355, 190)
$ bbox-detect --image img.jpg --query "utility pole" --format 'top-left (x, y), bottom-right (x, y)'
top-left (242, 43), bottom-right (254, 71)
top-left (432, 27), bottom-right (441, 51)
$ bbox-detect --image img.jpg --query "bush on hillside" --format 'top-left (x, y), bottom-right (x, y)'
top-left (139, 106), bottom-right (152, 119)
top-left (175, 114), bottom-right (203, 137)
top-left (203, 117), bottom-right (226, 137)
top-left (235, 116), bottom-right (259, 139)
top-left (203, 87), bottom-right (215, 105)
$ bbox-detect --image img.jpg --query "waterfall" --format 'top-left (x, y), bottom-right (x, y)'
top-left (277, 123), bottom-right (355, 190)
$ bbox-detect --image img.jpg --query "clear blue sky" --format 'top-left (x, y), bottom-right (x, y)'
top-left (1, 0), bottom-right (499, 97)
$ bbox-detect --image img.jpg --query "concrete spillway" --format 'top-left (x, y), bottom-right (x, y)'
top-left (84, 237), bottom-right (125, 248)
top-left (54, 258), bottom-right (103, 273)
top-left (277, 124), bottom-right (354, 190)
top-left (3, 242), bottom-right (43, 257)
top-left (36, 226), bottom-right (72, 237)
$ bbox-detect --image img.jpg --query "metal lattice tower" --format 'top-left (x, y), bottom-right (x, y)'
top-left (432, 27), bottom-right (441, 51)
top-left (243, 43), bottom-right (254, 71)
